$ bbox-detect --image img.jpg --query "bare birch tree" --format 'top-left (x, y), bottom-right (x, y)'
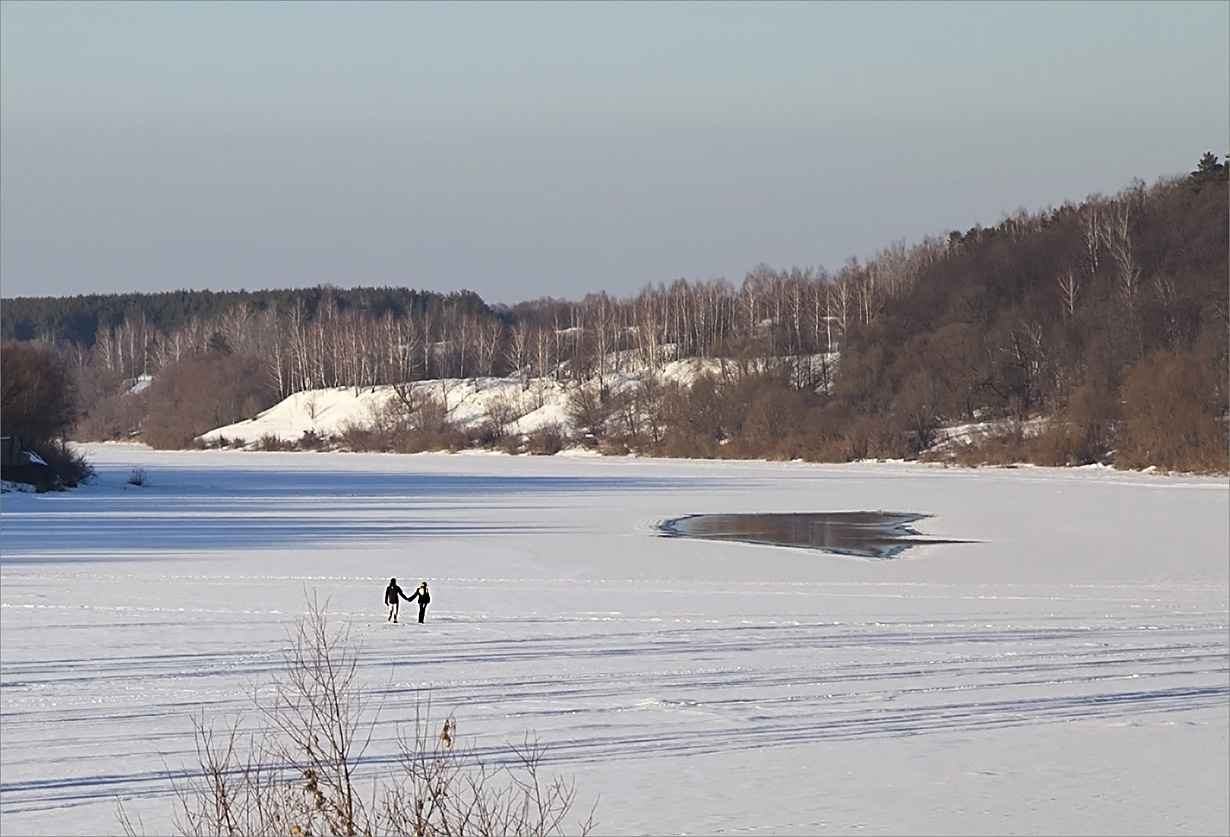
top-left (1058, 268), bottom-right (1081, 318)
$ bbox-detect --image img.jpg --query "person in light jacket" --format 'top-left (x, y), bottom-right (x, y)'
top-left (407, 581), bottom-right (431, 623)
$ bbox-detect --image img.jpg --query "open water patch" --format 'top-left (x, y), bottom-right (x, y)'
top-left (656, 511), bottom-right (961, 559)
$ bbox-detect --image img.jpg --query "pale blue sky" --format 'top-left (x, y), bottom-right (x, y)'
top-left (2, 1), bottom-right (1226, 304)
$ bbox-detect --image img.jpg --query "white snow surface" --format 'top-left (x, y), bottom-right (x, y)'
top-left (1, 443), bottom-right (1227, 836)
top-left (198, 359), bottom-right (829, 448)
top-left (199, 365), bottom-right (702, 446)
top-left (201, 379), bottom-right (573, 445)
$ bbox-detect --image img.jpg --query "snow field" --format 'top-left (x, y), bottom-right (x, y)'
top-left (1, 444), bottom-right (1226, 835)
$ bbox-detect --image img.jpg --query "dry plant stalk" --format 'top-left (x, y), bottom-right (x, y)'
top-left (119, 593), bottom-right (596, 837)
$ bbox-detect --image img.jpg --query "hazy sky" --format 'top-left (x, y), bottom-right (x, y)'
top-left (2, 1), bottom-right (1227, 305)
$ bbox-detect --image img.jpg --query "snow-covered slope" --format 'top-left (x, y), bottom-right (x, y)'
top-left (201, 359), bottom-right (727, 447)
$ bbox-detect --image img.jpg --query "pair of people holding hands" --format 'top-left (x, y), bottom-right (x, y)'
top-left (385, 578), bottom-right (430, 623)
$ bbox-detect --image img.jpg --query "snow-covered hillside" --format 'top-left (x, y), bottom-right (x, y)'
top-left (201, 358), bottom-right (738, 448)
top-left (198, 354), bottom-right (1039, 466)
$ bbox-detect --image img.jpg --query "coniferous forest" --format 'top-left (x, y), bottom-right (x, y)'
top-left (2, 155), bottom-right (1227, 476)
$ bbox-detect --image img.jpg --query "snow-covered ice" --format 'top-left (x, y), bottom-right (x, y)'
top-left (1, 443), bottom-right (1227, 835)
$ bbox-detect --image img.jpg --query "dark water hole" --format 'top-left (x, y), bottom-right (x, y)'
top-left (656, 511), bottom-right (962, 559)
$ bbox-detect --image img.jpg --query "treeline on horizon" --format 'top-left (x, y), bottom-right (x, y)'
top-left (2, 153), bottom-right (1227, 475)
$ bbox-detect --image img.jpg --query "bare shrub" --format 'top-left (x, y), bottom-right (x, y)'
top-left (947, 426), bottom-right (1029, 467)
top-left (414, 393), bottom-right (452, 435)
top-left (392, 427), bottom-right (470, 454)
top-left (484, 390), bottom-right (528, 439)
top-left (74, 364), bottom-right (147, 442)
top-left (843, 414), bottom-right (907, 461)
top-left (496, 433), bottom-right (525, 455)
top-left (658, 376), bottom-right (723, 458)
top-left (1118, 350), bottom-right (1229, 473)
top-left (1024, 424), bottom-right (1080, 467)
top-left (297, 429), bottom-right (326, 451)
top-left (1, 339), bottom-right (78, 445)
top-left (565, 384), bottom-right (613, 443)
top-left (802, 437), bottom-right (853, 463)
top-left (143, 353), bottom-right (279, 449)
top-left (1021, 394), bottom-right (1120, 468)
top-left (27, 439), bottom-right (95, 487)
top-left (524, 423), bottom-right (565, 456)
top-left (383, 713), bottom-right (595, 837)
top-left (1061, 384), bottom-right (1121, 464)
top-left (122, 596), bottom-right (597, 836)
top-left (337, 421), bottom-right (387, 452)
top-left (127, 468), bottom-right (149, 487)
top-left (467, 420), bottom-right (502, 449)
top-left (343, 388), bottom-right (461, 453)
top-left (597, 437), bottom-right (631, 456)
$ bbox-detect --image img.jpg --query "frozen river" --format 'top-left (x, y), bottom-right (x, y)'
top-left (2, 444), bottom-right (1227, 835)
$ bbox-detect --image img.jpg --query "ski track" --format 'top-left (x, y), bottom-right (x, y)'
top-left (2, 603), bottom-right (1225, 818)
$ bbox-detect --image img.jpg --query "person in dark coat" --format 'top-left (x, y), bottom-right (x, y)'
top-left (385, 578), bottom-right (412, 623)
top-left (407, 581), bottom-right (431, 623)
